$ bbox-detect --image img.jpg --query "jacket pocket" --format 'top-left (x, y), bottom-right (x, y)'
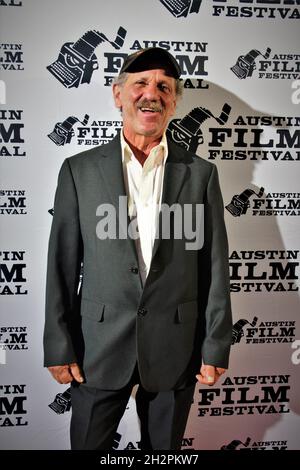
top-left (177, 300), bottom-right (198, 324)
top-left (81, 298), bottom-right (105, 322)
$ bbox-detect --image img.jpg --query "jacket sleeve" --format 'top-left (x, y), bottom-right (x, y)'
top-left (199, 164), bottom-right (232, 369)
top-left (43, 158), bottom-right (83, 367)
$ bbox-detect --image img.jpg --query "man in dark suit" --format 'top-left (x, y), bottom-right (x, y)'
top-left (44, 47), bottom-right (232, 450)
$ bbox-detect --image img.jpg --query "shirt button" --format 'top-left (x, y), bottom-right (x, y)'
top-left (130, 267), bottom-right (139, 274)
top-left (137, 307), bottom-right (147, 317)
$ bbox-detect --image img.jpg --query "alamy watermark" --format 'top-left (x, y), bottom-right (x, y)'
top-left (0, 344), bottom-right (6, 365)
top-left (291, 340), bottom-right (300, 365)
top-left (0, 80), bottom-right (6, 104)
top-left (95, 197), bottom-right (204, 250)
top-left (291, 80), bottom-right (300, 104)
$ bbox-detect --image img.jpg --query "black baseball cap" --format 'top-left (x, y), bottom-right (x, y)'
top-left (119, 47), bottom-right (181, 79)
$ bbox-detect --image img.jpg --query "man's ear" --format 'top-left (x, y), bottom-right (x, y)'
top-left (170, 97), bottom-right (177, 117)
top-left (112, 83), bottom-right (122, 109)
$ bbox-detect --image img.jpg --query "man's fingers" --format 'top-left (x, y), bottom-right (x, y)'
top-left (202, 364), bottom-right (216, 383)
top-left (48, 365), bottom-right (73, 384)
top-left (196, 364), bottom-right (216, 385)
top-left (69, 363), bottom-right (84, 383)
top-left (47, 363), bottom-right (84, 384)
top-left (196, 365), bottom-right (227, 386)
top-left (57, 367), bottom-right (74, 384)
top-left (196, 374), bottom-right (215, 385)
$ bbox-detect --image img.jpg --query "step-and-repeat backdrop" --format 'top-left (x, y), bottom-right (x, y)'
top-left (1, 0), bottom-right (300, 450)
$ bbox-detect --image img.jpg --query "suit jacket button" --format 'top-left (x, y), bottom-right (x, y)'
top-left (137, 307), bottom-right (147, 317)
top-left (130, 267), bottom-right (139, 274)
top-left (151, 266), bottom-right (160, 273)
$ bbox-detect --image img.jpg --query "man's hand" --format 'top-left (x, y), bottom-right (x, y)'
top-left (196, 364), bottom-right (226, 386)
top-left (48, 363), bottom-right (84, 384)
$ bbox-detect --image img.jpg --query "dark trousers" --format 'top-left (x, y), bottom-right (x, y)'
top-left (70, 367), bottom-right (195, 450)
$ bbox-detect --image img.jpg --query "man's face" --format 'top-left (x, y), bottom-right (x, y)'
top-left (113, 68), bottom-right (177, 140)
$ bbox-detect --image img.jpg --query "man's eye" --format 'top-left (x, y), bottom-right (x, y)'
top-left (159, 84), bottom-right (170, 92)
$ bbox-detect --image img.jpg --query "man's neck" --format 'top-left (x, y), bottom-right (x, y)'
top-left (123, 130), bottom-right (163, 167)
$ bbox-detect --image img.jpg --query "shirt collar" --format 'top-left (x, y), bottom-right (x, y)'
top-left (121, 131), bottom-right (168, 169)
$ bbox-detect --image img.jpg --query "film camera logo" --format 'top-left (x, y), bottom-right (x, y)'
top-left (221, 437), bottom-right (251, 450)
top-left (47, 27), bottom-right (126, 89)
top-left (167, 103), bottom-right (231, 154)
top-left (0, 0), bottom-right (22, 5)
top-left (231, 48), bottom-right (271, 79)
top-left (221, 437), bottom-right (288, 450)
top-left (48, 389), bottom-right (122, 447)
top-left (159, 0), bottom-right (202, 18)
top-left (48, 114), bottom-right (89, 146)
top-left (227, 190), bottom-right (300, 217)
top-left (232, 316), bottom-right (258, 345)
top-left (226, 187), bottom-right (264, 217)
top-left (232, 316), bottom-right (296, 345)
top-left (48, 388), bottom-right (71, 414)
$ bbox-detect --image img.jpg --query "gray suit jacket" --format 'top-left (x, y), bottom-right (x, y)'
top-left (44, 134), bottom-right (232, 392)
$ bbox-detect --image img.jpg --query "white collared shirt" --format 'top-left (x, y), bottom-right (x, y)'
top-left (121, 132), bottom-right (168, 286)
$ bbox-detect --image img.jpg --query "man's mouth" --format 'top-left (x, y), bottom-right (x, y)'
top-left (138, 104), bottom-right (162, 113)
top-left (140, 107), bottom-right (158, 113)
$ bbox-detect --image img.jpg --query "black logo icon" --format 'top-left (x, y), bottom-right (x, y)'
top-left (112, 432), bottom-right (122, 450)
top-left (49, 388), bottom-right (71, 414)
top-left (232, 317), bottom-right (258, 345)
top-left (221, 437), bottom-right (251, 450)
top-left (231, 48), bottom-right (271, 79)
top-left (48, 114), bottom-right (89, 146)
top-left (167, 103), bottom-right (231, 153)
top-left (47, 27), bottom-right (127, 88)
top-left (160, 0), bottom-right (202, 17)
top-left (226, 187), bottom-right (264, 217)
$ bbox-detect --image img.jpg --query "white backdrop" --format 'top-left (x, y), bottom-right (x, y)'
top-left (1, 0), bottom-right (300, 450)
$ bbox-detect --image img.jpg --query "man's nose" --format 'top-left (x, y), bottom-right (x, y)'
top-left (143, 82), bottom-right (160, 100)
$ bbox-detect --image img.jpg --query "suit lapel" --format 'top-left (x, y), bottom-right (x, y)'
top-left (96, 135), bottom-right (188, 270)
top-left (97, 134), bottom-right (139, 263)
top-left (97, 134), bottom-right (126, 209)
top-left (161, 139), bottom-right (188, 206)
top-left (152, 139), bottom-right (188, 260)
